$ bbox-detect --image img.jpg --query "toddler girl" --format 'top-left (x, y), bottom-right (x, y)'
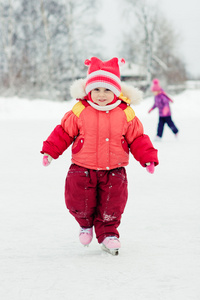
top-left (41, 57), bottom-right (159, 255)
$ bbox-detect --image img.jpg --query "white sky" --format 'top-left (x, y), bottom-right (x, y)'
top-left (98, 0), bottom-right (200, 77)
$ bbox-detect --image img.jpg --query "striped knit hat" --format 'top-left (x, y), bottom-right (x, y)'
top-left (84, 57), bottom-right (125, 97)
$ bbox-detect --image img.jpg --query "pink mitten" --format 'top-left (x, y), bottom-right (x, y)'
top-left (146, 162), bottom-right (155, 174)
top-left (42, 154), bottom-right (53, 166)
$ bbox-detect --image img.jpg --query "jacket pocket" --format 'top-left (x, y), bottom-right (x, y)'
top-left (121, 138), bottom-right (129, 154)
top-left (111, 167), bottom-right (128, 183)
top-left (67, 164), bottom-right (89, 177)
top-left (72, 138), bottom-right (84, 154)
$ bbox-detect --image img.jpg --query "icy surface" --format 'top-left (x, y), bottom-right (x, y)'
top-left (0, 90), bottom-right (200, 299)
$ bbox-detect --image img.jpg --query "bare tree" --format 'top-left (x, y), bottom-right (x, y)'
top-left (121, 0), bottom-right (187, 89)
top-left (0, 0), bottom-right (14, 89)
top-left (0, 0), bottom-right (103, 100)
top-left (65, 1), bottom-right (76, 80)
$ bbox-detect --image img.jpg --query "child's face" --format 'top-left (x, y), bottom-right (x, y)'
top-left (153, 91), bottom-right (159, 95)
top-left (91, 87), bottom-right (115, 106)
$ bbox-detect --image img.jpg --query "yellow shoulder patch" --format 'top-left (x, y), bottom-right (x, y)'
top-left (124, 106), bottom-right (135, 122)
top-left (118, 92), bottom-right (131, 105)
top-left (72, 101), bottom-right (85, 118)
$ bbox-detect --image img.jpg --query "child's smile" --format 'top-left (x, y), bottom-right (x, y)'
top-left (91, 87), bottom-right (115, 106)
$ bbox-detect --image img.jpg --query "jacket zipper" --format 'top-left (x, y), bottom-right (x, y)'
top-left (96, 110), bottom-right (99, 167)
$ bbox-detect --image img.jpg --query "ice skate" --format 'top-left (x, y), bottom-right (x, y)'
top-left (79, 227), bottom-right (93, 246)
top-left (175, 132), bottom-right (179, 139)
top-left (154, 135), bottom-right (161, 142)
top-left (101, 236), bottom-right (121, 256)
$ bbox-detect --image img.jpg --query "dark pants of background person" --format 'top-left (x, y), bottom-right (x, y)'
top-left (157, 116), bottom-right (178, 138)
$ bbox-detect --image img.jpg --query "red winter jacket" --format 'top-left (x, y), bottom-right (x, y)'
top-left (41, 99), bottom-right (159, 170)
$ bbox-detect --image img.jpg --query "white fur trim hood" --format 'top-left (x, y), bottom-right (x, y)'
top-left (70, 78), bottom-right (143, 105)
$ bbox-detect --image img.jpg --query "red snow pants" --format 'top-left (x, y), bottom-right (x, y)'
top-left (65, 164), bottom-right (128, 243)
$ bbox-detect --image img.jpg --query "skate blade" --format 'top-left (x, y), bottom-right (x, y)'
top-left (101, 244), bottom-right (119, 256)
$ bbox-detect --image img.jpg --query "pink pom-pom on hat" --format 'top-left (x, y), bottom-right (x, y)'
top-left (84, 57), bottom-right (125, 96)
top-left (84, 59), bottom-right (91, 66)
top-left (151, 78), bottom-right (162, 92)
top-left (118, 58), bottom-right (125, 66)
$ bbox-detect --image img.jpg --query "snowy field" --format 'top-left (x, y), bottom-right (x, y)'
top-left (0, 90), bottom-right (200, 300)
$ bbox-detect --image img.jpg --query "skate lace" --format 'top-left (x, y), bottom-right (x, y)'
top-left (103, 236), bottom-right (120, 250)
top-left (80, 228), bottom-right (92, 234)
top-left (107, 236), bottom-right (118, 241)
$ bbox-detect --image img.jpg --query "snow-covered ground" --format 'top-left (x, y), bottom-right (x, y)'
top-left (0, 90), bottom-right (200, 300)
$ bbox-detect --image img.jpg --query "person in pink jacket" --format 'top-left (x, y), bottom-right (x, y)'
top-left (148, 79), bottom-right (179, 141)
top-left (41, 57), bottom-right (159, 255)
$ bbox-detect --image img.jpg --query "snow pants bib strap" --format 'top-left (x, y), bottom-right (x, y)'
top-left (65, 164), bottom-right (128, 243)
